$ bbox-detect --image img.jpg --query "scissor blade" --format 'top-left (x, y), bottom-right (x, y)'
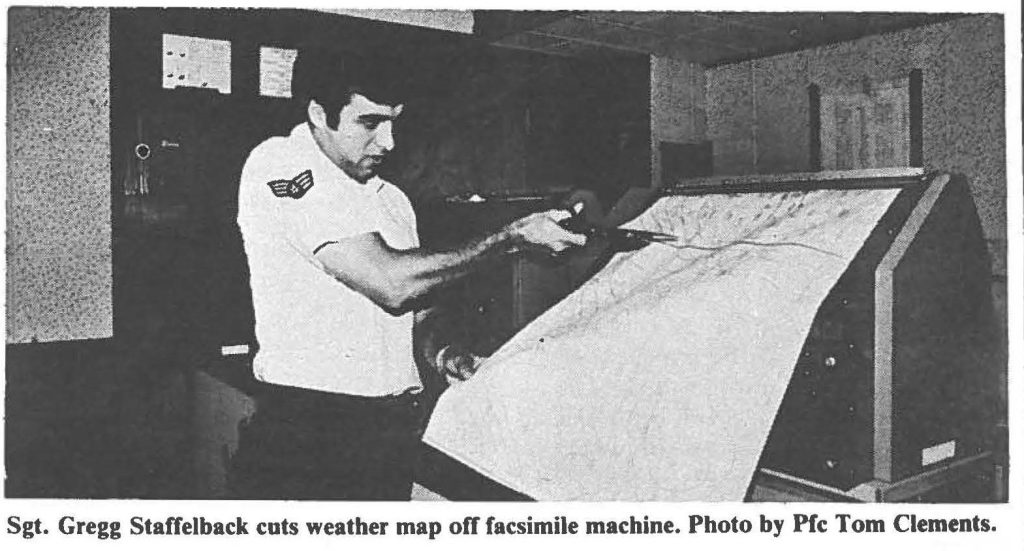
top-left (619, 229), bottom-right (678, 243)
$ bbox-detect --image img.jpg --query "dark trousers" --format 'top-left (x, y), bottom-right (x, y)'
top-left (228, 382), bottom-right (427, 500)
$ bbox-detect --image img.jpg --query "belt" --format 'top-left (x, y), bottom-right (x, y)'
top-left (256, 382), bottom-right (424, 415)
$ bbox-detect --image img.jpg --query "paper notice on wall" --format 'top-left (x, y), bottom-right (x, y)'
top-left (423, 187), bottom-right (900, 501)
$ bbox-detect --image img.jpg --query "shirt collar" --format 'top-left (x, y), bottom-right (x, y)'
top-left (290, 123), bottom-right (385, 195)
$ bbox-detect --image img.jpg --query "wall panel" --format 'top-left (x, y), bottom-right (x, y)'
top-left (7, 7), bottom-right (113, 343)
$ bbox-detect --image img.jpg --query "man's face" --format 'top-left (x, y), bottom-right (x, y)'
top-left (314, 93), bottom-right (403, 183)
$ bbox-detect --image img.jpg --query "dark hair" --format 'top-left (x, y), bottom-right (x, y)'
top-left (291, 49), bottom-right (403, 129)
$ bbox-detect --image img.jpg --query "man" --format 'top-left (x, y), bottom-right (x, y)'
top-left (230, 49), bottom-right (586, 500)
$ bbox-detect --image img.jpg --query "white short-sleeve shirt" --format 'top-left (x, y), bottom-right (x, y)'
top-left (237, 123), bottom-right (421, 396)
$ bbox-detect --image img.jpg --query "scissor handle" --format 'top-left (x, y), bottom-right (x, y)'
top-left (557, 211), bottom-right (596, 235)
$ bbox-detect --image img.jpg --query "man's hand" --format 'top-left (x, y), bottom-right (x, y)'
top-left (508, 209), bottom-right (587, 255)
top-left (435, 344), bottom-right (485, 383)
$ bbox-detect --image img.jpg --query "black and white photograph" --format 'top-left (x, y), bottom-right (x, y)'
top-left (3, 3), bottom-right (1019, 526)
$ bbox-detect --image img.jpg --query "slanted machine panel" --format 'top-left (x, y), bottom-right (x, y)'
top-left (425, 181), bottom-right (902, 500)
top-left (420, 171), bottom-right (998, 500)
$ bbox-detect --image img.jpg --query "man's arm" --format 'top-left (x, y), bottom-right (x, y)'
top-left (314, 209), bottom-right (585, 314)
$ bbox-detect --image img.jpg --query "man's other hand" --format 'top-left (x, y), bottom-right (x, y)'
top-left (509, 209), bottom-right (587, 254)
top-left (435, 344), bottom-right (484, 383)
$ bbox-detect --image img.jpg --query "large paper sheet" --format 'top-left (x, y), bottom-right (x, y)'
top-left (424, 188), bottom-right (900, 501)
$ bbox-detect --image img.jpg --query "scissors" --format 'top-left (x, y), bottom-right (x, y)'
top-left (558, 209), bottom-right (678, 246)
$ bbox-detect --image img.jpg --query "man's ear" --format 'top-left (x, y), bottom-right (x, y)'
top-left (307, 100), bottom-right (327, 129)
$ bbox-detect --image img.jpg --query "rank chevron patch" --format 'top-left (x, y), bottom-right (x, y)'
top-left (267, 169), bottom-right (314, 199)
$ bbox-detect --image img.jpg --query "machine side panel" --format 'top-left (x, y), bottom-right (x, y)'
top-left (887, 177), bottom-right (998, 482)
